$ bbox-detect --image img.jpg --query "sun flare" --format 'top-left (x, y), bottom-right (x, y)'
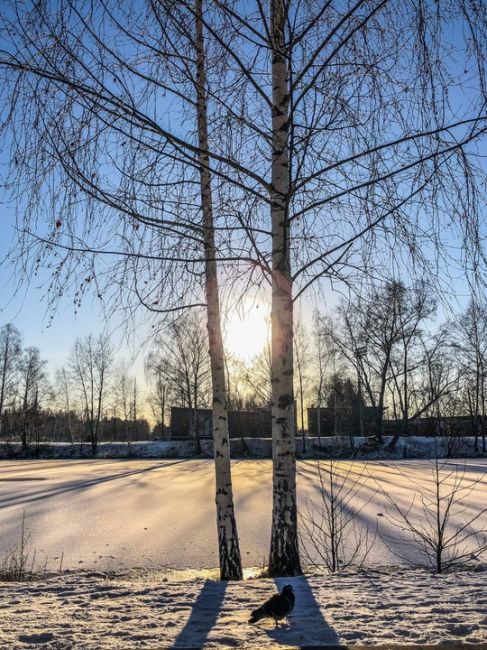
top-left (224, 306), bottom-right (270, 363)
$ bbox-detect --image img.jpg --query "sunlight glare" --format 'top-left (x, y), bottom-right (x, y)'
top-left (224, 306), bottom-right (269, 363)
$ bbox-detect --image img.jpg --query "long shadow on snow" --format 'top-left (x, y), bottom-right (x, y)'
top-left (172, 578), bottom-right (227, 649)
top-left (0, 460), bottom-right (188, 509)
top-left (264, 575), bottom-right (340, 647)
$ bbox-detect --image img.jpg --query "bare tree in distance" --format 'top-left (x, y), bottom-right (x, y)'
top-left (131, 377), bottom-right (139, 444)
top-left (146, 313), bottom-right (211, 454)
top-left (386, 282), bottom-right (436, 442)
top-left (294, 321), bottom-right (312, 453)
top-left (0, 324), bottom-right (22, 436)
top-left (325, 374), bottom-right (363, 438)
top-left (69, 334), bottom-right (113, 456)
top-left (112, 362), bottom-right (135, 449)
top-left (224, 355), bottom-right (251, 412)
top-left (312, 311), bottom-right (329, 448)
top-left (321, 280), bottom-right (438, 445)
top-left (416, 329), bottom-right (464, 440)
top-left (245, 344), bottom-right (273, 409)
top-left (145, 360), bottom-right (167, 439)
top-left (453, 300), bottom-right (487, 452)
top-left (18, 346), bottom-right (49, 451)
top-left (54, 367), bottom-right (75, 445)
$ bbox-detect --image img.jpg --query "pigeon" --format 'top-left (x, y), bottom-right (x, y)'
top-left (248, 584), bottom-right (295, 626)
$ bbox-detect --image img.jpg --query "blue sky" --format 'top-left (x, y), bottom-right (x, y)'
top-left (0, 201), bottom-right (150, 380)
top-left (1, 0), bottom-right (485, 382)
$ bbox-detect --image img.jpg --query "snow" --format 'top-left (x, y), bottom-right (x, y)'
top-left (1, 567), bottom-right (487, 648)
top-left (2, 458), bottom-right (487, 646)
top-left (1, 459), bottom-right (487, 573)
top-left (0, 434), bottom-right (484, 460)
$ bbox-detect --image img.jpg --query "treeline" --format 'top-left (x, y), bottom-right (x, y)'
top-left (316, 281), bottom-right (487, 452)
top-left (2, 279), bottom-right (487, 454)
top-left (147, 280), bottom-right (487, 453)
top-left (0, 326), bottom-right (150, 454)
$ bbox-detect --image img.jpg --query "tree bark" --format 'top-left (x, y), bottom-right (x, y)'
top-left (195, 0), bottom-right (242, 581)
top-left (268, 0), bottom-right (302, 577)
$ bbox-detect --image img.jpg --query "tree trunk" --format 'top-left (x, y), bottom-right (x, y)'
top-left (191, 408), bottom-right (201, 455)
top-left (299, 368), bottom-right (305, 453)
top-left (375, 348), bottom-right (392, 444)
top-left (62, 369), bottom-right (75, 445)
top-left (160, 381), bottom-right (166, 439)
top-left (195, 0), bottom-right (242, 581)
top-left (0, 355), bottom-right (7, 432)
top-left (268, 0), bottom-right (302, 577)
top-left (481, 374), bottom-right (486, 452)
top-left (21, 383), bottom-right (29, 450)
top-left (91, 421), bottom-right (98, 456)
top-left (67, 411), bottom-right (74, 445)
top-left (317, 402), bottom-right (321, 447)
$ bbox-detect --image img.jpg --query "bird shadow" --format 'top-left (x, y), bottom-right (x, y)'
top-left (263, 575), bottom-right (340, 647)
top-left (171, 578), bottom-right (227, 649)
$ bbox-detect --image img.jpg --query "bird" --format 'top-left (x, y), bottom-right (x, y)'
top-left (248, 584), bottom-right (295, 626)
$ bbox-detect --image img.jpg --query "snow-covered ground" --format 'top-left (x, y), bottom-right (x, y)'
top-left (2, 459), bottom-right (487, 647)
top-left (1, 568), bottom-right (487, 648)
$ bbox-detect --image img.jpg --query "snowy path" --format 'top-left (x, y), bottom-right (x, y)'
top-left (1, 568), bottom-right (487, 648)
top-left (0, 459), bottom-right (486, 572)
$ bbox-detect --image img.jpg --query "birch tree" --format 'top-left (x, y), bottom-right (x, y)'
top-left (0, 0), bottom-right (254, 579)
top-left (266, 0), bottom-right (302, 575)
top-left (208, 0), bottom-right (487, 575)
top-left (194, 0), bottom-right (243, 579)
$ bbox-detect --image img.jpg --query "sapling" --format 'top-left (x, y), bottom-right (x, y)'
top-left (300, 460), bottom-right (377, 572)
top-left (376, 456), bottom-right (487, 573)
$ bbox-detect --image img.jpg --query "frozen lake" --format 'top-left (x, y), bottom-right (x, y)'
top-left (0, 458), bottom-right (486, 572)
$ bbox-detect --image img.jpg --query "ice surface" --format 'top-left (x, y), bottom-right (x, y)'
top-left (0, 458), bottom-right (486, 573)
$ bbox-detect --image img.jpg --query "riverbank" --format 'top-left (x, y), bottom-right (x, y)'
top-left (1, 435), bottom-right (485, 460)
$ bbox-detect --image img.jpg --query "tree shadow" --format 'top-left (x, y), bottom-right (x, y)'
top-left (0, 460), bottom-right (188, 509)
top-left (172, 579), bottom-right (227, 649)
top-left (263, 575), bottom-right (340, 648)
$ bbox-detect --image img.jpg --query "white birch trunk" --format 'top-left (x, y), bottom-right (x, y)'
top-left (268, 0), bottom-right (302, 576)
top-left (195, 0), bottom-right (242, 581)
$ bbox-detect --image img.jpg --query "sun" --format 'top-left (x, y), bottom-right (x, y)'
top-left (224, 305), bottom-right (270, 363)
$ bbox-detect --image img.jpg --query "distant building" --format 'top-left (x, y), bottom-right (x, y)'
top-left (308, 408), bottom-right (482, 438)
top-left (307, 406), bottom-right (380, 437)
top-left (169, 406), bottom-right (271, 439)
